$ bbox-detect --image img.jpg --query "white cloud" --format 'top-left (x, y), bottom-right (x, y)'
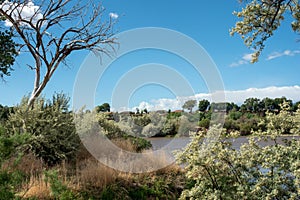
top-left (0, 0), bottom-right (43, 27)
top-left (109, 12), bottom-right (118, 19)
top-left (224, 85), bottom-right (300, 104)
top-left (266, 49), bottom-right (300, 60)
top-left (113, 85), bottom-right (300, 111)
top-left (230, 53), bottom-right (253, 67)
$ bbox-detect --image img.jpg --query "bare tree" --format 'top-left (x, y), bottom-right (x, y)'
top-left (0, 0), bottom-right (117, 107)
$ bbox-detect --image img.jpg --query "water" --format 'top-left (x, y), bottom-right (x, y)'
top-left (148, 135), bottom-right (300, 152)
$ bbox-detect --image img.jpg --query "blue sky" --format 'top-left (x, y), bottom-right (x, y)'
top-left (1, 0), bottom-right (300, 111)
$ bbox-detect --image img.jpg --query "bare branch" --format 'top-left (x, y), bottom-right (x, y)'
top-left (0, 0), bottom-right (117, 107)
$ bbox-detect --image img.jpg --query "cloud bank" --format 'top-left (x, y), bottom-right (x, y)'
top-left (117, 85), bottom-right (300, 112)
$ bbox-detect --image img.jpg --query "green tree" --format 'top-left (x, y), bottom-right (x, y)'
top-left (240, 97), bottom-right (261, 113)
top-left (261, 97), bottom-right (276, 112)
top-left (0, 0), bottom-right (117, 107)
top-left (292, 101), bottom-right (300, 112)
top-left (0, 104), bottom-right (13, 124)
top-left (231, 0), bottom-right (300, 62)
top-left (96, 103), bottom-right (111, 113)
top-left (209, 102), bottom-right (226, 112)
top-left (198, 99), bottom-right (210, 112)
top-left (274, 96), bottom-right (292, 111)
top-left (182, 100), bottom-right (197, 113)
top-left (0, 30), bottom-right (17, 78)
top-left (226, 102), bottom-right (239, 112)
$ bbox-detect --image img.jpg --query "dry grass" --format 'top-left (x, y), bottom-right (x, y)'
top-left (75, 158), bottom-right (120, 189)
top-left (15, 138), bottom-right (184, 199)
top-left (111, 138), bottom-right (137, 152)
top-left (21, 174), bottom-right (51, 199)
top-left (2, 153), bottom-right (44, 175)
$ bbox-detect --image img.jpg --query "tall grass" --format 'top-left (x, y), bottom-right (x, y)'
top-left (5, 138), bottom-right (185, 199)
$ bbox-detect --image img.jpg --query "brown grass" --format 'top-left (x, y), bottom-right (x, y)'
top-left (111, 138), bottom-right (137, 152)
top-left (2, 153), bottom-right (44, 175)
top-left (21, 174), bottom-right (50, 199)
top-left (75, 158), bottom-right (120, 189)
top-left (15, 138), bottom-right (184, 199)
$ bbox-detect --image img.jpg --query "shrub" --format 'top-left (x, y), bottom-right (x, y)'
top-left (198, 118), bottom-right (210, 129)
top-left (44, 170), bottom-right (77, 200)
top-left (228, 110), bottom-right (242, 120)
top-left (176, 104), bottom-right (300, 199)
top-left (6, 93), bottom-right (80, 166)
top-left (0, 126), bottom-right (29, 200)
top-left (78, 111), bottom-right (152, 152)
top-left (262, 101), bottom-right (299, 135)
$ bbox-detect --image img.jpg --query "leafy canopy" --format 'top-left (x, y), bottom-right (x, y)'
top-left (231, 0), bottom-right (300, 62)
top-left (177, 102), bottom-right (300, 199)
top-left (0, 30), bottom-right (17, 78)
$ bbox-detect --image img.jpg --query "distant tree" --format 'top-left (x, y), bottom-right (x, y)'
top-left (182, 100), bottom-right (197, 113)
top-left (210, 102), bottom-right (226, 112)
top-left (0, 104), bottom-right (13, 123)
top-left (240, 98), bottom-right (261, 113)
top-left (292, 101), bottom-right (300, 112)
top-left (136, 108), bottom-right (140, 115)
top-left (0, 0), bottom-right (117, 107)
top-left (96, 103), bottom-right (110, 113)
top-left (261, 97), bottom-right (276, 112)
top-left (231, 0), bottom-right (300, 63)
top-left (274, 97), bottom-right (292, 111)
top-left (198, 99), bottom-right (210, 112)
top-left (226, 102), bottom-right (239, 112)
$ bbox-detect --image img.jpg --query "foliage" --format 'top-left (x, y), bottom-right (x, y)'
top-left (228, 110), bottom-right (243, 120)
top-left (176, 102), bottom-right (300, 199)
top-left (292, 101), bottom-right (300, 112)
top-left (99, 169), bottom-right (184, 200)
top-left (6, 94), bottom-right (80, 166)
top-left (0, 126), bottom-right (29, 200)
top-left (44, 170), bottom-right (78, 200)
top-left (198, 99), bottom-right (210, 112)
top-left (167, 111), bottom-right (182, 119)
top-left (209, 102), bottom-right (226, 112)
top-left (0, 170), bottom-right (21, 199)
top-left (127, 136), bottom-right (152, 152)
top-left (161, 118), bottom-right (178, 136)
top-left (198, 118), bottom-right (210, 129)
top-left (231, 0), bottom-right (300, 62)
top-left (96, 103), bottom-right (111, 113)
top-left (197, 98), bottom-right (295, 136)
top-left (98, 112), bottom-right (125, 138)
top-left (261, 101), bottom-right (299, 136)
top-left (182, 100), bottom-right (197, 113)
top-left (0, 104), bottom-right (13, 124)
top-left (96, 112), bottom-right (152, 151)
top-left (240, 97), bottom-right (261, 113)
top-left (0, 30), bottom-right (17, 78)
